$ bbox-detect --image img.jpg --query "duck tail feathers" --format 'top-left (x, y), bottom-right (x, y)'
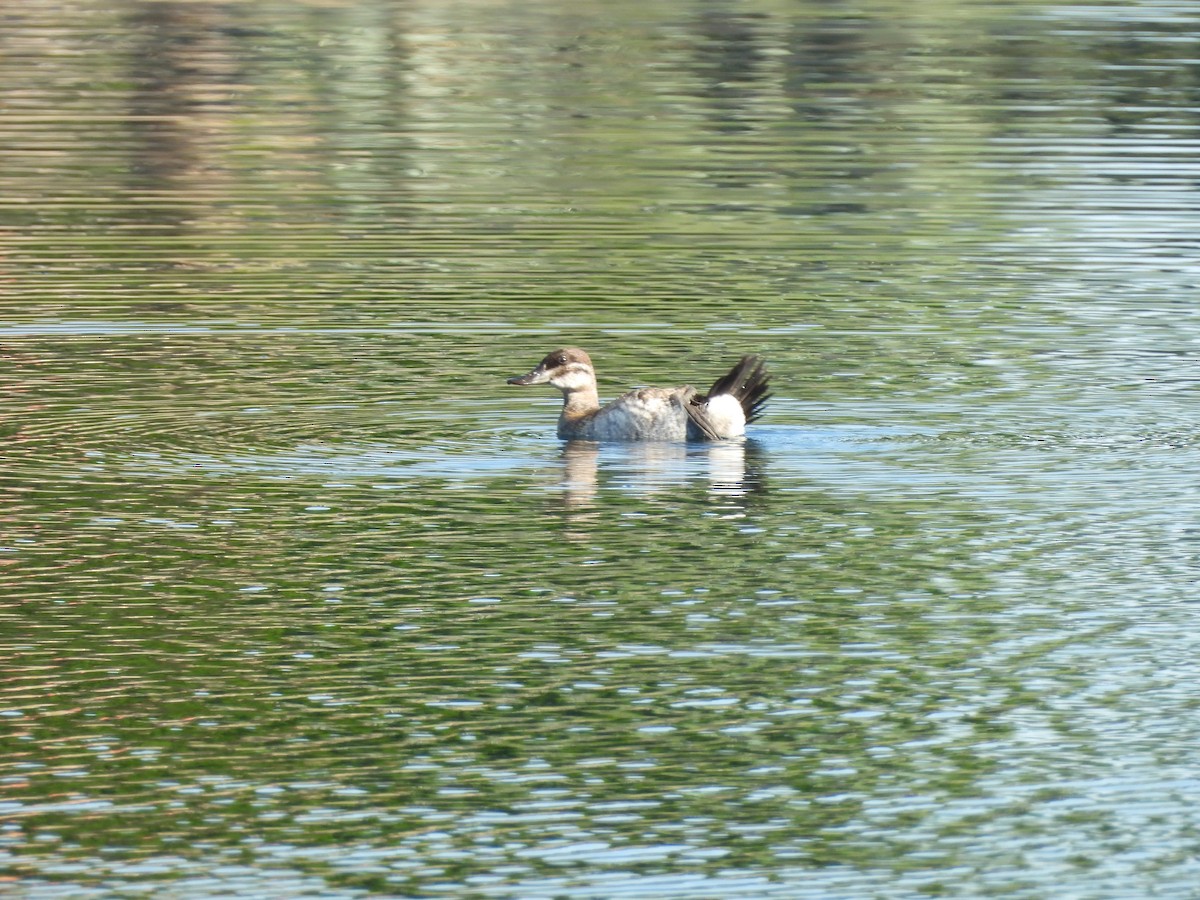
top-left (702, 355), bottom-right (770, 424)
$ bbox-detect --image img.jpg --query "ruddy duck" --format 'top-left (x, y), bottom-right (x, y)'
top-left (507, 347), bottom-right (769, 441)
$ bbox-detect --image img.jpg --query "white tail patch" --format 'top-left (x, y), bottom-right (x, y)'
top-left (704, 393), bottom-right (747, 438)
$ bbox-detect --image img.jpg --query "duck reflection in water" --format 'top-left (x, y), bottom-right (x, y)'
top-left (557, 438), bottom-right (766, 513)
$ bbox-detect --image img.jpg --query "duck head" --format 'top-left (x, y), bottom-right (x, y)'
top-left (507, 347), bottom-right (595, 393)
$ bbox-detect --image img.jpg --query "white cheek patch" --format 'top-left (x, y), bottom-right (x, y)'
top-left (553, 364), bottom-right (593, 391)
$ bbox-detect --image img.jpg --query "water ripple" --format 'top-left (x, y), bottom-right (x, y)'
top-left (6, 0), bottom-right (1200, 896)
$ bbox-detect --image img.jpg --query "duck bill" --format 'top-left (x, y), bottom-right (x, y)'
top-left (507, 367), bottom-right (550, 386)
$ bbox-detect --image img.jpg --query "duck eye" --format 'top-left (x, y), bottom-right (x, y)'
top-left (555, 356), bottom-right (567, 367)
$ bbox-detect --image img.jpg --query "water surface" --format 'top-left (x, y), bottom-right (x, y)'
top-left (4, 1), bottom-right (1200, 896)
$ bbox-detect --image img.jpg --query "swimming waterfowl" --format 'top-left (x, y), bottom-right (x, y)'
top-left (507, 348), bottom-right (769, 441)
